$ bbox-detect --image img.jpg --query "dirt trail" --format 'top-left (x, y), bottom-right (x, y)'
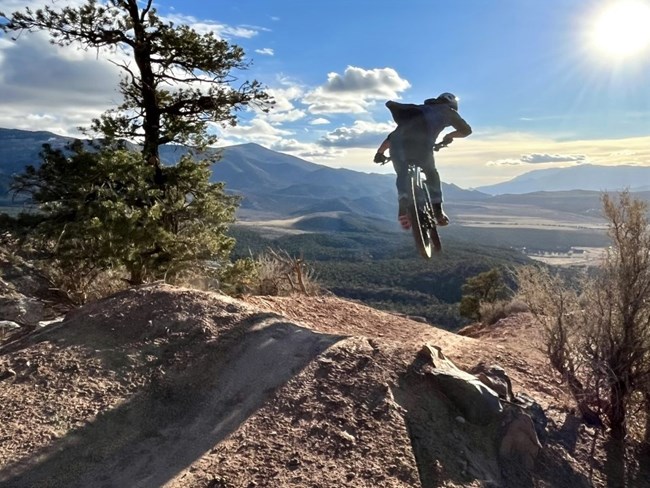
top-left (0, 284), bottom-right (623, 487)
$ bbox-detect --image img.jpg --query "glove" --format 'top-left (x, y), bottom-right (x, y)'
top-left (442, 135), bottom-right (454, 145)
top-left (374, 153), bottom-right (387, 164)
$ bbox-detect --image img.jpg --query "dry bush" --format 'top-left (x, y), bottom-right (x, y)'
top-left (251, 248), bottom-right (321, 296)
top-left (516, 192), bottom-right (650, 439)
top-left (45, 263), bottom-right (127, 305)
top-left (479, 298), bottom-right (529, 326)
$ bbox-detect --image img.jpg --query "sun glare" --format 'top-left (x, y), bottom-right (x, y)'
top-left (590, 1), bottom-right (650, 58)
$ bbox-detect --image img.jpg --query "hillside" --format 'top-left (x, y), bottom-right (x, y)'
top-left (230, 227), bottom-right (534, 330)
top-left (1, 284), bottom-right (644, 487)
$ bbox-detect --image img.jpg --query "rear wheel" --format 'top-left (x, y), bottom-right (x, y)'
top-left (409, 177), bottom-right (433, 258)
top-left (421, 180), bottom-right (442, 253)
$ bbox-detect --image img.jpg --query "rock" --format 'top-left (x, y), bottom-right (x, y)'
top-left (499, 409), bottom-right (541, 470)
top-left (514, 392), bottom-right (548, 442)
top-left (471, 363), bottom-right (515, 401)
top-left (0, 320), bottom-right (21, 332)
top-left (0, 295), bottom-right (45, 326)
top-left (457, 322), bottom-right (486, 338)
top-left (0, 368), bottom-right (16, 381)
top-left (415, 344), bottom-right (503, 425)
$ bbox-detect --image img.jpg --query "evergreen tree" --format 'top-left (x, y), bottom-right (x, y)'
top-left (459, 267), bottom-right (509, 321)
top-left (1, 1), bottom-right (271, 292)
top-left (12, 143), bottom-right (239, 289)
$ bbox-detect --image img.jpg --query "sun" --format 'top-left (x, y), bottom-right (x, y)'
top-left (590, 1), bottom-right (650, 58)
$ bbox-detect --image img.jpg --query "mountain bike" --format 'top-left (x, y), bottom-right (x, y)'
top-left (380, 141), bottom-right (449, 259)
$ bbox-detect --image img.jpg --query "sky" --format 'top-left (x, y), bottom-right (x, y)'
top-left (1, 0), bottom-right (650, 188)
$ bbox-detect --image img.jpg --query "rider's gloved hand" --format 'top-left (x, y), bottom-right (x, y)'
top-left (374, 153), bottom-right (387, 164)
top-left (442, 135), bottom-right (454, 146)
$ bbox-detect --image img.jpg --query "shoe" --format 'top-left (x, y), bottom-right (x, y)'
top-left (398, 214), bottom-right (411, 230)
top-left (433, 204), bottom-right (449, 226)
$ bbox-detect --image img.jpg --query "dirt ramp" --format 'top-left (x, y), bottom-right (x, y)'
top-left (1, 285), bottom-right (599, 487)
top-left (1, 286), bottom-right (344, 487)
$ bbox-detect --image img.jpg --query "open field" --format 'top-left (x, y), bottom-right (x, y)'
top-left (528, 246), bottom-right (607, 267)
top-left (450, 201), bottom-right (608, 231)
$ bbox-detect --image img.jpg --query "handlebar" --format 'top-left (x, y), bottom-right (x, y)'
top-left (374, 139), bottom-right (451, 165)
top-left (434, 139), bottom-right (452, 152)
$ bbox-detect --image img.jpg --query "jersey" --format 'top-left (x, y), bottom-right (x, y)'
top-left (386, 100), bottom-right (471, 162)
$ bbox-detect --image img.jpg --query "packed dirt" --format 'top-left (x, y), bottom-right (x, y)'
top-left (1, 284), bottom-right (648, 487)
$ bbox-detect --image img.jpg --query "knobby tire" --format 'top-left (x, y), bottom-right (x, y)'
top-left (409, 176), bottom-right (433, 259)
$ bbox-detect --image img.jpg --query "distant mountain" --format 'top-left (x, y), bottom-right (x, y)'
top-left (0, 128), bottom-right (75, 172)
top-left (0, 128), bottom-right (77, 203)
top-left (0, 129), bottom-right (486, 221)
top-left (476, 164), bottom-right (650, 195)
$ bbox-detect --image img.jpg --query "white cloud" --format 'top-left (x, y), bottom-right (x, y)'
top-left (0, 6), bottom-right (267, 136)
top-left (218, 118), bottom-right (292, 148)
top-left (486, 158), bottom-right (528, 167)
top-left (320, 120), bottom-right (395, 148)
top-left (253, 81), bottom-right (306, 124)
top-left (164, 14), bottom-right (259, 39)
top-left (0, 32), bottom-right (121, 135)
top-left (0, 0), bottom-right (87, 12)
top-left (521, 153), bottom-right (587, 164)
top-left (265, 109), bottom-right (306, 124)
top-left (310, 118), bottom-right (330, 125)
top-left (270, 138), bottom-right (343, 160)
top-left (486, 152), bottom-right (588, 166)
top-left (255, 48), bottom-right (274, 56)
top-left (303, 66), bottom-right (410, 114)
top-left (264, 83), bottom-right (304, 111)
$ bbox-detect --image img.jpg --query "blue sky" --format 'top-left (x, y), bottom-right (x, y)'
top-left (1, 0), bottom-right (650, 188)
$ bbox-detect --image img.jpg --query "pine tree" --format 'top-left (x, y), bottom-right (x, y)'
top-left (2, 1), bottom-right (271, 292)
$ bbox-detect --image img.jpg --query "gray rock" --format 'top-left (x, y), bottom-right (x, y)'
top-left (416, 344), bottom-right (503, 425)
top-left (499, 409), bottom-right (541, 470)
top-left (471, 363), bottom-right (515, 402)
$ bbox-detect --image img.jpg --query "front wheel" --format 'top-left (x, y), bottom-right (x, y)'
top-left (409, 177), bottom-right (437, 258)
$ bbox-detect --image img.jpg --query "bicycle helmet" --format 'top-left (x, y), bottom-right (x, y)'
top-left (437, 92), bottom-right (458, 110)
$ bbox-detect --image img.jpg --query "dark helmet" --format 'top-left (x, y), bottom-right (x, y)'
top-left (424, 92), bottom-right (459, 111)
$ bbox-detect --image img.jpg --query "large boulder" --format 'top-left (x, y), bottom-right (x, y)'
top-left (409, 343), bottom-right (543, 478)
top-left (414, 344), bottom-right (503, 425)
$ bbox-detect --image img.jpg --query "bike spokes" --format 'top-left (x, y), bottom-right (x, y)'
top-left (409, 179), bottom-right (433, 258)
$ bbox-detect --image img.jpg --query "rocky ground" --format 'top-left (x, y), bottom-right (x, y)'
top-left (1, 284), bottom-right (649, 487)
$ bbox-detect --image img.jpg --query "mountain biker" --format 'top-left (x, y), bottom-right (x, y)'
top-left (374, 93), bottom-right (472, 230)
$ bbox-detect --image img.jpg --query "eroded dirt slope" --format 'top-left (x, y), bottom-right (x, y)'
top-left (0, 285), bottom-right (633, 487)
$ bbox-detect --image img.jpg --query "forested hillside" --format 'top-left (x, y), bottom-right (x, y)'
top-left (231, 226), bottom-right (531, 329)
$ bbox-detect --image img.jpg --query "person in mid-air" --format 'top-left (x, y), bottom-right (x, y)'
top-left (374, 93), bottom-right (472, 230)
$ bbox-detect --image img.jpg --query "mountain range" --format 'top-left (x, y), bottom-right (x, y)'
top-left (2, 127), bottom-right (649, 228)
top-left (475, 163), bottom-right (650, 194)
top-left (0, 128), bottom-right (484, 222)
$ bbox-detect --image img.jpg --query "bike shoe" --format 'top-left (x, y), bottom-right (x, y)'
top-left (398, 214), bottom-right (411, 230)
top-left (433, 204), bottom-right (449, 226)
top-left (434, 212), bottom-right (449, 227)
